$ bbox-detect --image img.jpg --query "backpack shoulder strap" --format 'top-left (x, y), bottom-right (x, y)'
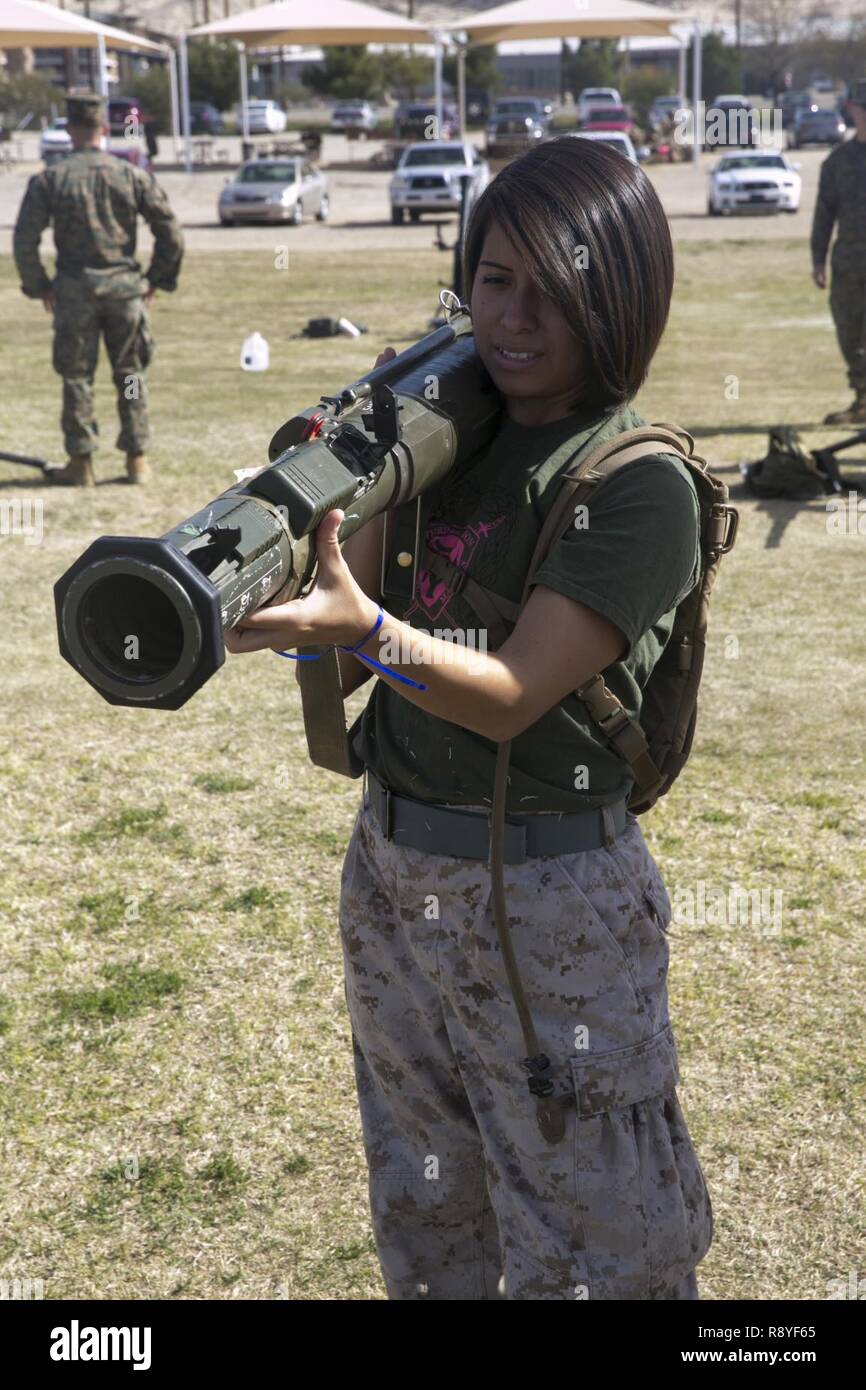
top-left (520, 424), bottom-right (708, 798)
top-left (520, 424), bottom-right (697, 607)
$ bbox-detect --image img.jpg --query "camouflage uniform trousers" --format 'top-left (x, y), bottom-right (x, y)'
top-left (52, 275), bottom-right (153, 457)
top-left (829, 264), bottom-right (866, 393)
top-left (338, 791), bottom-right (714, 1301)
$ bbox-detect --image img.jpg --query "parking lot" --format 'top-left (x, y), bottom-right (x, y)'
top-left (0, 131), bottom-right (829, 256)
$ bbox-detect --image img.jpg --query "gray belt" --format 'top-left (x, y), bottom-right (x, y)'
top-left (364, 768), bottom-right (628, 864)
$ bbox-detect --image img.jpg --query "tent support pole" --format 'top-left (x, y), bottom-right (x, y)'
top-left (456, 41), bottom-right (466, 141)
top-left (239, 44), bottom-right (250, 144)
top-left (168, 44), bottom-right (181, 165)
top-left (433, 31), bottom-right (443, 135)
top-left (180, 31), bottom-right (193, 175)
top-left (96, 33), bottom-right (108, 97)
top-left (692, 20), bottom-right (702, 172)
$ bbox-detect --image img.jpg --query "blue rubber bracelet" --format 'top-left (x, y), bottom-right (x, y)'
top-left (275, 606), bottom-right (428, 691)
top-left (354, 650), bottom-right (428, 691)
top-left (337, 606), bottom-right (384, 654)
top-left (274, 606), bottom-right (384, 661)
top-left (341, 605), bottom-right (427, 691)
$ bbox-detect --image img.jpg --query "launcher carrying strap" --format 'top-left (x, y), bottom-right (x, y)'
top-left (296, 492), bottom-right (432, 779)
top-left (296, 644), bottom-right (364, 779)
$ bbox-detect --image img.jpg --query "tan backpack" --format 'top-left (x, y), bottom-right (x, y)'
top-left (515, 422), bottom-right (739, 814)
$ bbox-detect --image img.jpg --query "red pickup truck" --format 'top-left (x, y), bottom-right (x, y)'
top-left (580, 104), bottom-right (640, 139)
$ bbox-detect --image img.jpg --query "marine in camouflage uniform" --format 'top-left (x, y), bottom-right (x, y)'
top-left (811, 79), bottom-right (866, 425)
top-left (13, 91), bottom-right (183, 485)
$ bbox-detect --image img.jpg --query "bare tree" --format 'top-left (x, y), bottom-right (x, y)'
top-left (740, 0), bottom-right (811, 92)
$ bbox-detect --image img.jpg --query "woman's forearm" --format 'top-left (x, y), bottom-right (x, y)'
top-left (352, 608), bottom-right (522, 742)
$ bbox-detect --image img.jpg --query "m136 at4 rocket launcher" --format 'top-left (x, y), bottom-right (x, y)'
top-left (54, 302), bottom-right (501, 712)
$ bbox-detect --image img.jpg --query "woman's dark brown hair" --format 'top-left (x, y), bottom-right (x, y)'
top-left (463, 135), bottom-right (674, 410)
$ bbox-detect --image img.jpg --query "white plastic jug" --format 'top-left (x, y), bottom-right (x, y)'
top-left (241, 332), bottom-right (269, 372)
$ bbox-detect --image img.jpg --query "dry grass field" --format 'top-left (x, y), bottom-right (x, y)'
top-left (0, 241), bottom-right (864, 1300)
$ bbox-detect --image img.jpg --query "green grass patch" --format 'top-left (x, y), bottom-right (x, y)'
top-left (69, 889), bottom-right (172, 935)
top-left (0, 991), bottom-right (14, 1036)
top-left (224, 885), bottom-right (279, 912)
top-left (199, 1153), bottom-right (249, 1189)
top-left (193, 773), bottom-right (257, 794)
top-left (52, 961), bottom-right (184, 1024)
top-left (77, 804), bottom-right (194, 856)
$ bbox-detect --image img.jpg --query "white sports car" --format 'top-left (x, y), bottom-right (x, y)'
top-left (708, 151), bottom-right (801, 215)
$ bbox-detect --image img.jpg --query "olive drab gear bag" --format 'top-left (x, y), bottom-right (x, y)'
top-left (742, 425), bottom-right (827, 500)
top-left (295, 421), bottom-right (739, 1144)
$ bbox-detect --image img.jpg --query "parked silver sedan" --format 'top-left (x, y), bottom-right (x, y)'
top-left (218, 158), bottom-right (329, 226)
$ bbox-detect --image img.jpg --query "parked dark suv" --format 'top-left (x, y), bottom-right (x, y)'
top-left (108, 97), bottom-right (149, 137)
top-left (465, 89), bottom-right (491, 123)
top-left (788, 105), bottom-right (847, 147)
top-left (486, 100), bottom-right (550, 158)
top-left (189, 102), bottom-right (225, 135)
top-left (393, 103), bottom-right (458, 141)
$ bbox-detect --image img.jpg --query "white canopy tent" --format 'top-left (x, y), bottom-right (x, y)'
top-left (445, 0), bottom-right (703, 166)
top-left (185, 0), bottom-right (438, 174)
top-left (446, 0), bottom-right (684, 43)
top-left (0, 0), bottom-right (180, 157)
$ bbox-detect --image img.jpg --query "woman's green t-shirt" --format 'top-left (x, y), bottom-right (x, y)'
top-left (350, 400), bottom-right (701, 812)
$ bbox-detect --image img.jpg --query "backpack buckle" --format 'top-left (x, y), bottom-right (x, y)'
top-left (577, 673), bottom-right (629, 734)
top-left (598, 706), bottom-right (630, 736)
top-left (709, 504), bottom-right (739, 555)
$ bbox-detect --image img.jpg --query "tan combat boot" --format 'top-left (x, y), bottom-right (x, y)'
top-left (46, 453), bottom-right (96, 487)
top-left (126, 453), bottom-right (151, 485)
top-left (823, 391), bottom-right (866, 426)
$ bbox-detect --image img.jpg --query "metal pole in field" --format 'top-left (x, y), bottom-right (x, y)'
top-left (692, 20), bottom-right (702, 172)
top-left (433, 31), bottom-right (444, 136)
top-left (168, 44), bottom-right (181, 164)
top-left (678, 37), bottom-right (687, 107)
top-left (456, 41), bottom-right (466, 141)
top-left (239, 44), bottom-right (250, 144)
top-left (96, 33), bottom-right (107, 96)
top-left (180, 32), bottom-right (193, 175)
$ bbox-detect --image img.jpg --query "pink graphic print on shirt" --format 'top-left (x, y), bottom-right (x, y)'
top-left (405, 515), bottom-right (507, 627)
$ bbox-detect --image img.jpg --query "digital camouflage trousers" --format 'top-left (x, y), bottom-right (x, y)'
top-left (338, 792), bottom-right (714, 1301)
top-left (52, 276), bottom-right (153, 457)
top-left (829, 265), bottom-right (866, 393)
